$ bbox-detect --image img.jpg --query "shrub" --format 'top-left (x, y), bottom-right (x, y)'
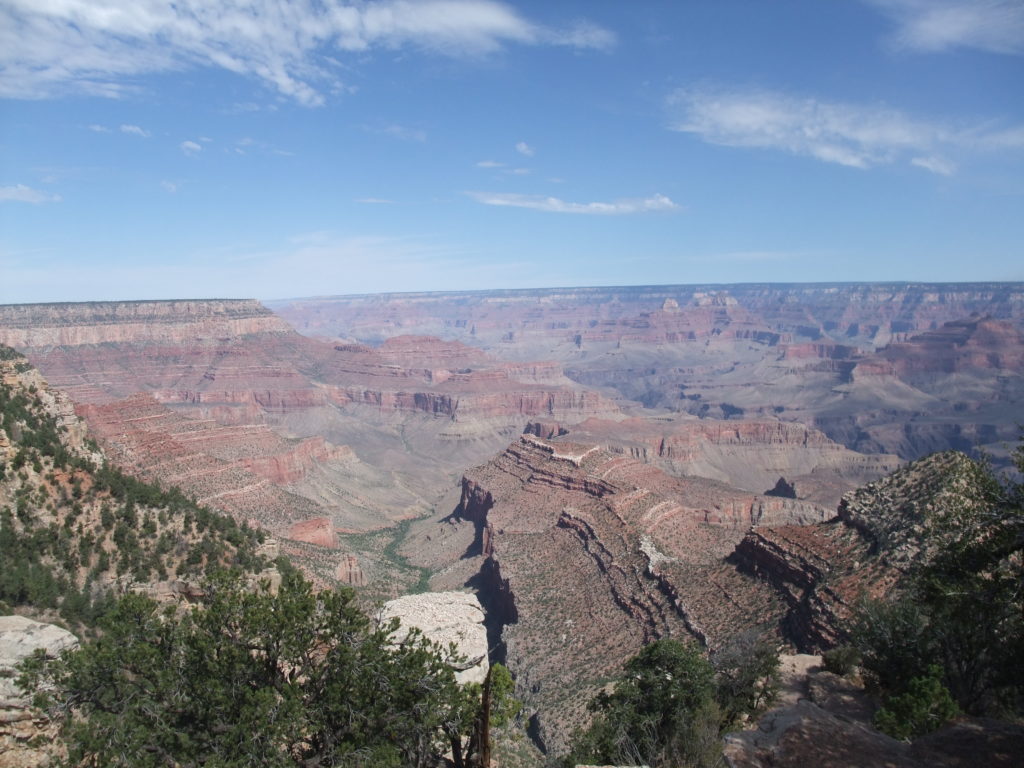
top-left (822, 645), bottom-right (862, 677)
top-left (874, 666), bottom-right (958, 740)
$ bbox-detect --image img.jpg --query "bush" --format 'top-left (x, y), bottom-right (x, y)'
top-left (20, 569), bottom-right (491, 768)
top-left (564, 639), bottom-right (722, 768)
top-left (874, 666), bottom-right (958, 740)
top-left (822, 645), bottom-right (862, 677)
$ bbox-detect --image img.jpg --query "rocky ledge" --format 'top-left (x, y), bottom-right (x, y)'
top-left (0, 616), bottom-right (79, 768)
top-left (378, 592), bottom-right (488, 685)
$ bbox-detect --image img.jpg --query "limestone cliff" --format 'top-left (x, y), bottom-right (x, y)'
top-left (0, 299), bottom-right (291, 347)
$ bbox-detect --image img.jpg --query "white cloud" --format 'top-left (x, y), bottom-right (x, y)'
top-left (0, 1), bottom-right (614, 105)
top-left (180, 140), bottom-right (202, 155)
top-left (120, 123), bottom-right (150, 137)
top-left (669, 87), bottom-right (949, 170)
top-left (0, 184), bottom-right (62, 204)
top-left (88, 124), bottom-right (110, 132)
top-left (667, 86), bottom-right (1024, 174)
top-left (507, 168), bottom-right (530, 176)
top-left (469, 191), bottom-right (679, 215)
top-left (515, 141), bottom-right (534, 156)
top-left (233, 136), bottom-right (291, 156)
top-left (867, 0), bottom-right (1024, 55)
top-left (160, 180), bottom-right (177, 193)
top-left (355, 197), bottom-right (394, 204)
top-left (911, 156), bottom-right (956, 175)
top-left (475, 160), bottom-right (504, 168)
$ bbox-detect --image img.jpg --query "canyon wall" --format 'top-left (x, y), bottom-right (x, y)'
top-left (272, 284), bottom-right (1024, 463)
top-left (453, 435), bottom-right (828, 751)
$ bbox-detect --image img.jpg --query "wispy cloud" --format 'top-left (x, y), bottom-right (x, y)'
top-left (354, 197), bottom-right (394, 204)
top-left (669, 87), bottom-right (946, 170)
top-left (0, 1), bottom-right (614, 105)
top-left (515, 141), bottom-right (535, 157)
top-left (180, 140), bottom-right (202, 156)
top-left (668, 85), bottom-right (1024, 174)
top-left (469, 191), bottom-right (679, 215)
top-left (88, 124), bottom-right (110, 133)
top-left (120, 124), bottom-right (150, 137)
top-left (867, 0), bottom-right (1024, 55)
top-left (0, 184), bottom-right (62, 204)
top-left (365, 123), bottom-right (427, 143)
top-left (160, 180), bottom-right (177, 193)
top-left (233, 137), bottom-right (291, 156)
top-left (910, 156), bottom-right (956, 175)
top-left (475, 160), bottom-right (504, 168)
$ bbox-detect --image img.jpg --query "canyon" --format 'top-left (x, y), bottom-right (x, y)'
top-left (274, 282), bottom-right (1024, 463)
top-left (3, 282), bottom-right (1023, 759)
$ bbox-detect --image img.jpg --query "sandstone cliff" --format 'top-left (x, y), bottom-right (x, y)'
top-left (0, 299), bottom-right (292, 348)
top-left (525, 416), bottom-right (900, 508)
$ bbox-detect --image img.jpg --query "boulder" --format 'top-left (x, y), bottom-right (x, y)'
top-left (0, 616), bottom-right (79, 768)
top-left (379, 592), bottom-right (489, 685)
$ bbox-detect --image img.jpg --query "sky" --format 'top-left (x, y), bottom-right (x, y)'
top-left (1, 0), bottom-right (1023, 303)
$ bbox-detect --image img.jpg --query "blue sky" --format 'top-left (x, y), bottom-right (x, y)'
top-left (1, 0), bottom-right (1023, 303)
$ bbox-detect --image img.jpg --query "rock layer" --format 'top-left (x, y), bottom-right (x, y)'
top-left (455, 436), bottom-right (830, 750)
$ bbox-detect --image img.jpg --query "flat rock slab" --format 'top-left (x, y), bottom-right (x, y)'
top-left (379, 591), bottom-right (489, 685)
top-left (0, 616), bottom-right (78, 707)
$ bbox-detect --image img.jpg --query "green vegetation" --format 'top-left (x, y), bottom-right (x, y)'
top-left (873, 666), bottom-right (959, 740)
top-left (852, 443), bottom-right (1024, 738)
top-left (0, 348), bottom-right (266, 630)
top-left (20, 569), bottom-right (513, 768)
top-left (821, 645), bottom-right (862, 678)
top-left (563, 635), bottom-right (779, 768)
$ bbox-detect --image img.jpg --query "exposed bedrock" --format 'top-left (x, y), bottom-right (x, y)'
top-left (0, 299), bottom-right (291, 347)
top-left (379, 592), bottom-right (489, 685)
top-left (729, 451), bottom-right (983, 651)
top-left (454, 436), bottom-right (832, 751)
top-left (0, 616), bottom-right (80, 767)
top-left (0, 301), bottom-right (624, 569)
top-left (524, 416), bottom-right (900, 508)
top-left (280, 287), bottom-right (1023, 466)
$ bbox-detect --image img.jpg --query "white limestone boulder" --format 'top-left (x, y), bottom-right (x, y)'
top-left (379, 591), bottom-right (489, 685)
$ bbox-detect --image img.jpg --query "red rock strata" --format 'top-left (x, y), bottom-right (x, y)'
top-left (524, 416), bottom-right (900, 507)
top-left (271, 283), bottom-right (1024, 351)
top-left (457, 436), bottom-right (830, 751)
top-left (457, 440), bottom-right (980, 750)
top-left (272, 285), bottom-right (1024, 463)
top-left (288, 517), bottom-right (338, 549)
top-left (75, 393), bottom-right (327, 531)
top-left (729, 451), bottom-right (982, 650)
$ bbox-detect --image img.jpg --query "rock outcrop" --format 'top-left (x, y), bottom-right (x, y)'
top-left (724, 654), bottom-right (1024, 768)
top-left (378, 592), bottom-right (489, 685)
top-left (730, 451), bottom-right (985, 651)
top-left (525, 416), bottom-right (900, 508)
top-left (0, 616), bottom-right (78, 768)
top-left (454, 436), bottom-right (831, 751)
